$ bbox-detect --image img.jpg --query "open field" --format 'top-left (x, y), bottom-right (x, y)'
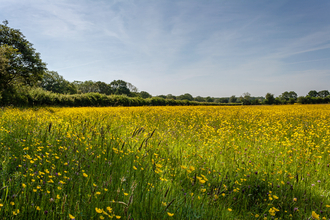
top-left (1, 105), bottom-right (330, 219)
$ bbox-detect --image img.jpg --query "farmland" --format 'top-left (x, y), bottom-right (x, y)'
top-left (1, 105), bottom-right (330, 219)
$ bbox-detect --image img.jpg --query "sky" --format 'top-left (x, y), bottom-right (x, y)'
top-left (1, 0), bottom-right (330, 97)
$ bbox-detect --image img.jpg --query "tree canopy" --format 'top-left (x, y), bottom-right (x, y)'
top-left (0, 20), bottom-right (47, 92)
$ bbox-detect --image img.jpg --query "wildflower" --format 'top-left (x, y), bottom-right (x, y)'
top-left (162, 202), bottom-right (167, 206)
top-left (255, 214), bottom-right (259, 217)
top-left (36, 206), bottom-right (41, 211)
top-left (106, 207), bottom-right (112, 212)
top-left (228, 208), bottom-right (232, 211)
top-left (69, 214), bottom-right (75, 219)
top-left (83, 173), bottom-right (88, 177)
top-left (100, 216), bottom-right (104, 219)
top-left (293, 198), bottom-right (297, 202)
top-left (124, 193), bottom-right (128, 196)
top-left (10, 202), bottom-right (15, 206)
top-left (115, 216), bottom-right (121, 219)
top-left (312, 211), bottom-right (319, 219)
top-left (22, 183), bottom-right (26, 188)
top-left (133, 166), bottom-right (137, 170)
top-left (167, 212), bottom-right (174, 217)
top-left (95, 208), bottom-right (103, 213)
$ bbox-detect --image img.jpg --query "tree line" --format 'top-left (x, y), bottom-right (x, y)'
top-left (1, 21), bottom-right (329, 107)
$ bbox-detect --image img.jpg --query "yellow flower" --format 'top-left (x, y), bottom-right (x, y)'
top-left (255, 214), bottom-right (259, 217)
top-left (95, 208), bottom-right (103, 213)
top-left (124, 193), bottom-right (128, 196)
top-left (36, 206), bottom-right (41, 211)
top-left (133, 166), bottom-right (137, 170)
top-left (115, 216), bottom-right (121, 219)
top-left (69, 214), bottom-right (75, 219)
top-left (57, 194), bottom-right (61, 199)
top-left (228, 208), bottom-right (232, 212)
top-left (273, 195), bottom-right (279, 199)
top-left (201, 189), bottom-right (206, 192)
top-left (162, 202), bottom-right (167, 206)
top-left (106, 207), bottom-right (112, 213)
top-left (99, 215), bottom-right (104, 219)
top-left (167, 212), bottom-right (174, 217)
top-left (326, 205), bottom-right (330, 208)
top-left (96, 192), bottom-right (101, 195)
top-left (22, 183), bottom-right (26, 188)
top-left (10, 202), bottom-right (15, 206)
top-left (0, 204), bottom-right (3, 207)
top-left (312, 211), bottom-right (320, 220)
top-left (199, 179), bottom-right (206, 184)
top-left (83, 173), bottom-right (88, 177)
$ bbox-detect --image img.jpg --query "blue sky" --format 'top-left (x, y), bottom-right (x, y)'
top-left (1, 0), bottom-right (330, 97)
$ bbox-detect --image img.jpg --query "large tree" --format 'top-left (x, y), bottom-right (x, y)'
top-left (318, 90), bottom-right (329, 98)
top-left (109, 80), bottom-right (131, 95)
top-left (307, 90), bottom-right (318, 97)
top-left (40, 71), bottom-right (77, 94)
top-left (0, 20), bottom-right (47, 92)
top-left (265, 93), bottom-right (275, 104)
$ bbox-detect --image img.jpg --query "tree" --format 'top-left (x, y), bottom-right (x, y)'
top-left (205, 96), bottom-right (214, 102)
top-left (166, 94), bottom-right (176, 100)
top-left (139, 91), bottom-right (152, 99)
top-left (40, 71), bottom-right (77, 94)
top-left (73, 80), bottom-right (100, 94)
top-left (240, 92), bottom-right (251, 105)
top-left (308, 90), bottom-right (318, 97)
top-left (229, 95), bottom-right (237, 103)
top-left (194, 96), bottom-right (205, 102)
top-left (109, 80), bottom-right (131, 96)
top-left (0, 20), bottom-right (47, 92)
top-left (265, 93), bottom-right (275, 104)
top-left (177, 93), bottom-right (193, 101)
top-left (281, 91), bottom-right (297, 101)
top-left (95, 81), bottom-right (111, 95)
top-left (318, 90), bottom-right (329, 98)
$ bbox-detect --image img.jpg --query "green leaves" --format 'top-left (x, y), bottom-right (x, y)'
top-left (0, 21), bottom-right (47, 91)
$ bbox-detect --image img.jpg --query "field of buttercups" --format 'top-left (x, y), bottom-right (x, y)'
top-left (1, 105), bottom-right (330, 219)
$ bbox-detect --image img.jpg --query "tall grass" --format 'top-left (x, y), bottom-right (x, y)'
top-left (1, 105), bottom-right (330, 219)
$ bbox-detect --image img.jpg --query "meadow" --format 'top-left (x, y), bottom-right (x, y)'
top-left (0, 105), bottom-right (330, 219)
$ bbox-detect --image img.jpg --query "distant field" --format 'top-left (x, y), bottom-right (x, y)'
top-left (1, 105), bottom-right (330, 219)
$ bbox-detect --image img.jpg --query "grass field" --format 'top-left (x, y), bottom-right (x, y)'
top-left (1, 105), bottom-right (330, 219)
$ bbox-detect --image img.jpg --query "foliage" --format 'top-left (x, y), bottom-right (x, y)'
top-left (177, 93), bottom-right (194, 101)
top-left (40, 71), bottom-right (77, 94)
top-left (308, 90), bottom-right (319, 97)
top-left (280, 91), bottom-right (297, 101)
top-left (229, 95), bottom-right (237, 103)
top-left (264, 93), bottom-right (275, 105)
top-left (139, 91), bottom-right (152, 99)
top-left (0, 21), bottom-right (47, 90)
